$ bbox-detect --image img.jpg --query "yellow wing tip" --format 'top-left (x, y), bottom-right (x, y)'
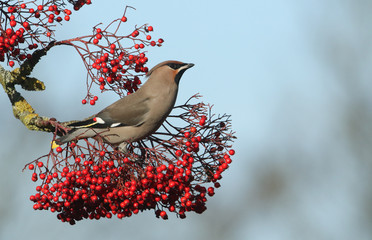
top-left (51, 141), bottom-right (60, 149)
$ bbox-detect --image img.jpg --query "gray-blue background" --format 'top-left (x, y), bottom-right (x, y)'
top-left (1, 0), bottom-right (372, 239)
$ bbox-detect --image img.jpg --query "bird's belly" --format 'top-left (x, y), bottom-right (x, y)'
top-left (99, 125), bottom-right (155, 144)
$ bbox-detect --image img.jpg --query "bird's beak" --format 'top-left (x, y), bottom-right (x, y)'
top-left (177, 63), bottom-right (194, 73)
top-left (186, 63), bottom-right (195, 69)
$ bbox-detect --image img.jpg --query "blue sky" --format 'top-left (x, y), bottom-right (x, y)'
top-left (1, 1), bottom-right (372, 239)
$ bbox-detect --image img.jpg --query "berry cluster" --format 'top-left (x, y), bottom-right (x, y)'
top-left (0, 0), bottom-right (91, 67)
top-left (26, 97), bottom-right (236, 224)
top-left (65, 15), bottom-right (164, 104)
top-left (91, 51), bottom-right (146, 95)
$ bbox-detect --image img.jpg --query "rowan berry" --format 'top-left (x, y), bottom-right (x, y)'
top-left (175, 150), bottom-right (183, 157)
top-left (22, 22), bottom-right (30, 29)
top-left (160, 211), bottom-right (168, 219)
top-left (229, 149), bottom-right (235, 155)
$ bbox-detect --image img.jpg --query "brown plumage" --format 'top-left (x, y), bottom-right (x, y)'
top-left (55, 60), bottom-right (194, 151)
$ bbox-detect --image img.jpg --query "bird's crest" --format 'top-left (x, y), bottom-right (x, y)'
top-left (146, 60), bottom-right (185, 77)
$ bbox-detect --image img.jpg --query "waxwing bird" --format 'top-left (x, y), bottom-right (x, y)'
top-left (55, 60), bottom-right (194, 151)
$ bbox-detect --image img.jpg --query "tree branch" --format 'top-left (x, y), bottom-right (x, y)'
top-left (0, 41), bottom-right (67, 133)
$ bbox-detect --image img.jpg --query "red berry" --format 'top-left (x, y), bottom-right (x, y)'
top-left (9, 61), bottom-right (14, 67)
top-left (93, 96), bottom-right (98, 101)
top-left (91, 195), bottom-right (97, 202)
top-left (148, 26), bottom-right (153, 31)
top-left (90, 100), bottom-right (95, 105)
top-left (56, 147), bottom-right (62, 153)
top-left (175, 150), bottom-right (183, 157)
top-left (64, 15), bottom-right (70, 21)
top-left (22, 22), bottom-right (30, 30)
top-left (82, 99), bottom-right (87, 104)
top-left (199, 118), bottom-right (206, 126)
top-left (131, 30), bottom-right (139, 37)
top-left (229, 149), bottom-right (235, 155)
top-left (159, 211), bottom-right (168, 219)
top-left (121, 16), bottom-right (127, 22)
top-left (8, 7), bottom-right (15, 13)
top-left (28, 164), bottom-right (34, 170)
top-left (146, 35), bottom-right (151, 40)
top-left (190, 127), bottom-right (197, 133)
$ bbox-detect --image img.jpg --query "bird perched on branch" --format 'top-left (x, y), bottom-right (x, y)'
top-left (55, 60), bottom-right (194, 152)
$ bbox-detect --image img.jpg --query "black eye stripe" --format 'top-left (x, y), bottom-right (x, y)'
top-left (167, 63), bottom-right (186, 70)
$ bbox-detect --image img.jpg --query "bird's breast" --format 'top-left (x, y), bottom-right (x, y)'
top-left (144, 85), bottom-right (178, 128)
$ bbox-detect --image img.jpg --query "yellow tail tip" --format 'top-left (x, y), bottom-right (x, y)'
top-left (51, 141), bottom-right (60, 149)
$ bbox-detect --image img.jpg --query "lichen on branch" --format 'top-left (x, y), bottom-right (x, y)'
top-left (0, 43), bottom-right (60, 132)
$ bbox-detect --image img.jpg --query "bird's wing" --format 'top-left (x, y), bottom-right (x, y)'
top-left (68, 94), bottom-right (150, 129)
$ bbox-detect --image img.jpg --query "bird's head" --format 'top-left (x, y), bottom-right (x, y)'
top-left (146, 60), bottom-right (194, 85)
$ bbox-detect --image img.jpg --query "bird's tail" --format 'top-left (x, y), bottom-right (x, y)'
top-left (55, 128), bottom-right (100, 145)
top-left (54, 128), bottom-right (79, 145)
